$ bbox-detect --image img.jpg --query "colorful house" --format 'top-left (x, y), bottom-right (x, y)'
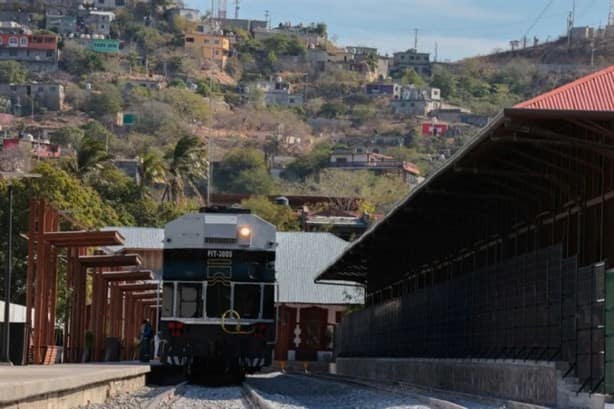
top-left (184, 32), bottom-right (230, 69)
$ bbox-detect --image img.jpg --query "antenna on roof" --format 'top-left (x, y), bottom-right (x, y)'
top-left (234, 0), bottom-right (239, 19)
top-left (413, 28), bottom-right (418, 50)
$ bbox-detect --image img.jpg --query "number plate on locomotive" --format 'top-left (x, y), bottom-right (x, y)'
top-left (207, 250), bottom-right (233, 258)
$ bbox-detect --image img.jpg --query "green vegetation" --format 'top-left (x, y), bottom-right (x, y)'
top-left (0, 61), bottom-right (28, 84)
top-left (240, 196), bottom-right (300, 231)
top-left (215, 148), bottom-right (274, 195)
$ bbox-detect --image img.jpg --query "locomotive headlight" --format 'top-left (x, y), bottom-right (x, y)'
top-left (238, 225), bottom-right (252, 239)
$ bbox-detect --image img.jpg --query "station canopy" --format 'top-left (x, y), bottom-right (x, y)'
top-left (316, 65), bottom-right (614, 287)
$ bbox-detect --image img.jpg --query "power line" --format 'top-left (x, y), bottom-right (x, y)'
top-left (523, 0), bottom-right (555, 38)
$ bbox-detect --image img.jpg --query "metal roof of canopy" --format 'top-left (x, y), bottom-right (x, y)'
top-left (316, 66), bottom-right (614, 286)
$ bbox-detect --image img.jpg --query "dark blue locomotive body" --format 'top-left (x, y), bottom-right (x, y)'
top-left (159, 207), bottom-right (277, 380)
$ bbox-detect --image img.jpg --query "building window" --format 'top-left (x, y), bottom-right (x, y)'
top-left (19, 37), bottom-right (28, 47)
top-left (214, 39), bottom-right (220, 45)
top-left (8, 37), bottom-right (18, 47)
top-left (116, 0), bottom-right (125, 5)
top-left (186, 37), bottom-right (194, 43)
top-left (9, 48), bottom-right (17, 57)
top-left (44, 37), bottom-right (55, 43)
top-left (204, 39), bottom-right (209, 44)
top-left (46, 50), bottom-right (53, 57)
top-left (0, 38), bottom-right (3, 46)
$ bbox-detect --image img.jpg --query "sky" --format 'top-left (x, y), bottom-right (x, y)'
top-left (184, 0), bottom-right (609, 61)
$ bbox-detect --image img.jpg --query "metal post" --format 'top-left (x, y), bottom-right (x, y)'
top-left (2, 182), bottom-right (13, 364)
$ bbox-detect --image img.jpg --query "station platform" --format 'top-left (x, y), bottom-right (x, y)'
top-left (0, 362), bottom-right (150, 409)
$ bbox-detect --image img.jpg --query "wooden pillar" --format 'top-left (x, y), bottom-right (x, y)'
top-left (91, 270), bottom-right (106, 361)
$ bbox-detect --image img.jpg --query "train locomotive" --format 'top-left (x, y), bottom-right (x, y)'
top-left (159, 207), bottom-right (277, 380)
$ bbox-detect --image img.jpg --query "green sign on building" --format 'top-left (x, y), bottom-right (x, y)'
top-left (89, 39), bottom-right (120, 54)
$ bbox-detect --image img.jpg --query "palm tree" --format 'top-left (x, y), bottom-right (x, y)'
top-left (138, 149), bottom-right (166, 198)
top-left (67, 136), bottom-right (113, 178)
top-left (161, 135), bottom-right (208, 203)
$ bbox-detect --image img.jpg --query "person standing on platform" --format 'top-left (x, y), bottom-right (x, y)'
top-left (139, 319), bottom-right (153, 362)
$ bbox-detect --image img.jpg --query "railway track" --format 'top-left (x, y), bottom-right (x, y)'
top-left (86, 372), bottom-right (503, 409)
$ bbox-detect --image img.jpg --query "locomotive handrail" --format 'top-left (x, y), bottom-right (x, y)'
top-left (220, 309), bottom-right (255, 335)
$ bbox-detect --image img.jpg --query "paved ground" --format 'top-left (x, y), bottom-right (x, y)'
top-left (0, 363), bottom-right (150, 404)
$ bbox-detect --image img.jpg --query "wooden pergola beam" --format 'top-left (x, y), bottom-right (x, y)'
top-left (43, 230), bottom-right (124, 247)
top-left (79, 254), bottom-right (142, 268)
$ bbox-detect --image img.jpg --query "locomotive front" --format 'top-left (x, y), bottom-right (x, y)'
top-left (159, 207), bottom-right (277, 380)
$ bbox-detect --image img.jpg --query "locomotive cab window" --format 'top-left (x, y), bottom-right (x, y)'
top-left (262, 285), bottom-right (275, 319)
top-left (162, 283), bottom-right (174, 317)
top-left (178, 283), bottom-right (203, 318)
top-left (234, 284), bottom-right (261, 319)
top-left (206, 283), bottom-right (230, 318)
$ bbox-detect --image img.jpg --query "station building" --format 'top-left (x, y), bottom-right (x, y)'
top-left (317, 66), bottom-right (614, 407)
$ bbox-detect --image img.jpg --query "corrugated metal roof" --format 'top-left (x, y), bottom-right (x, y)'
top-left (101, 227), bottom-right (164, 253)
top-left (276, 232), bottom-right (363, 304)
top-left (516, 65), bottom-right (614, 111)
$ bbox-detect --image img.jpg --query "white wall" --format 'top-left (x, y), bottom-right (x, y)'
top-left (0, 301), bottom-right (27, 323)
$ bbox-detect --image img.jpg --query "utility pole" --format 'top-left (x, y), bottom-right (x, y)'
top-left (434, 42), bottom-right (438, 62)
top-left (590, 40), bottom-right (596, 66)
top-left (234, 0), bottom-right (239, 19)
top-left (207, 138), bottom-right (213, 205)
top-left (413, 28), bottom-right (419, 50)
top-left (265, 10), bottom-right (270, 29)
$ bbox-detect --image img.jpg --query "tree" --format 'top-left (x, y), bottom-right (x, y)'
top-left (159, 88), bottom-right (210, 124)
top-left (215, 148), bottom-right (274, 195)
top-left (51, 127), bottom-right (84, 148)
top-left (241, 196), bottom-right (300, 231)
top-left (302, 169), bottom-right (409, 213)
top-left (282, 143), bottom-right (332, 181)
top-left (138, 148), bottom-right (166, 197)
top-left (0, 61), bottom-right (27, 83)
top-left (398, 68), bottom-right (426, 87)
top-left (87, 84), bottom-right (122, 119)
top-left (65, 135), bottom-right (113, 178)
top-left (59, 43), bottom-right (105, 75)
top-left (162, 135), bottom-right (208, 203)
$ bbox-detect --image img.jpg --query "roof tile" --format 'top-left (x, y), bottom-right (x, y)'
top-left (515, 65), bottom-right (614, 111)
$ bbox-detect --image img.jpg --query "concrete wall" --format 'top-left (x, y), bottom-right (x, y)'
top-left (336, 357), bottom-right (558, 406)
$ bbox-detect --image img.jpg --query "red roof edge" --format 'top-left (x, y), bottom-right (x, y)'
top-left (515, 65), bottom-right (614, 110)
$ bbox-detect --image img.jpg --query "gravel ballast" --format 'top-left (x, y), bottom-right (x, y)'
top-left (160, 386), bottom-right (249, 409)
top-left (246, 372), bottom-right (433, 409)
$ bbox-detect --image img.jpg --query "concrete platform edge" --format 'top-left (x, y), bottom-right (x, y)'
top-left (0, 364), bottom-right (150, 408)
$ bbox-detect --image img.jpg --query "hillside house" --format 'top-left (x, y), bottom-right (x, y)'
top-left (2, 134), bottom-right (61, 158)
top-left (0, 82), bottom-right (64, 113)
top-left (391, 48), bottom-right (431, 76)
top-left (213, 18), bottom-right (267, 33)
top-left (366, 82), bottom-right (400, 98)
top-left (167, 7), bottom-right (201, 22)
top-left (45, 10), bottom-right (77, 35)
top-left (185, 31), bottom-right (231, 69)
top-left (253, 23), bottom-right (327, 49)
top-left (0, 33), bottom-right (59, 72)
top-left (391, 86), bottom-right (441, 116)
top-left (241, 77), bottom-right (304, 108)
top-left (82, 11), bottom-right (115, 37)
top-left (0, 21), bottom-right (31, 34)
